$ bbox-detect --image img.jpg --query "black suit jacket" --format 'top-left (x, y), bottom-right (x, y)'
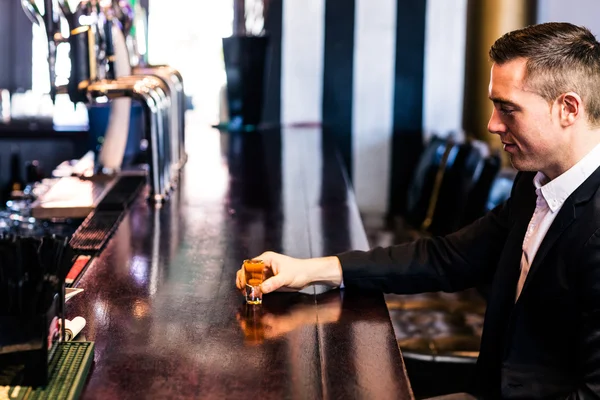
top-left (338, 169), bottom-right (600, 399)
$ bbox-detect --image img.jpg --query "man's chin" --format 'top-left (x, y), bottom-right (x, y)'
top-left (509, 158), bottom-right (536, 173)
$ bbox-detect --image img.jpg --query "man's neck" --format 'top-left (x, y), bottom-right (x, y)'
top-left (544, 127), bottom-right (600, 180)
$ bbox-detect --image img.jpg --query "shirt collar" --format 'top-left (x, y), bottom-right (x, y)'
top-left (535, 141), bottom-right (600, 213)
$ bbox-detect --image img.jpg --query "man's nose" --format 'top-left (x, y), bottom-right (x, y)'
top-left (487, 108), bottom-right (506, 135)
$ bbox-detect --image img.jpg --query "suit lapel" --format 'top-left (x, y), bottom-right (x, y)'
top-left (495, 174), bottom-right (536, 303)
top-left (519, 165), bottom-right (600, 298)
top-left (477, 180), bottom-right (535, 373)
top-left (497, 211), bottom-right (532, 302)
top-left (518, 202), bottom-right (576, 297)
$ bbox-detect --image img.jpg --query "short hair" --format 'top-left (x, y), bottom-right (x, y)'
top-left (489, 22), bottom-right (600, 126)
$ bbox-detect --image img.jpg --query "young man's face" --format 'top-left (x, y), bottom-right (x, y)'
top-left (487, 58), bottom-right (566, 179)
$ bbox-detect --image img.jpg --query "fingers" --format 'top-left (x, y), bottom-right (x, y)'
top-left (236, 251), bottom-right (285, 293)
top-left (254, 251), bottom-right (275, 267)
top-left (236, 269), bottom-right (245, 290)
top-left (261, 274), bottom-right (286, 294)
top-left (236, 252), bottom-right (272, 290)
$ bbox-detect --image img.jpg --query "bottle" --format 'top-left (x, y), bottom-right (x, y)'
top-left (25, 160), bottom-right (42, 185)
top-left (23, 160), bottom-right (43, 198)
top-left (5, 149), bottom-right (25, 200)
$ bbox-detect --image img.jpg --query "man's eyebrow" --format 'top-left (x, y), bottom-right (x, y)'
top-left (489, 96), bottom-right (520, 107)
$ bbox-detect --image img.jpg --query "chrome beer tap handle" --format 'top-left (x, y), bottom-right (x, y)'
top-left (87, 76), bottom-right (173, 202)
top-left (21, 0), bottom-right (67, 102)
top-left (110, 0), bottom-right (134, 37)
top-left (20, 0), bottom-right (43, 26)
top-left (133, 65), bottom-right (187, 179)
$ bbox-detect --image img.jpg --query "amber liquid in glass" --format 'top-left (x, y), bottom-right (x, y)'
top-left (243, 259), bottom-right (264, 304)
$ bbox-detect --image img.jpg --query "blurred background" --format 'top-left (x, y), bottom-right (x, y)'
top-left (2, 0), bottom-right (599, 228)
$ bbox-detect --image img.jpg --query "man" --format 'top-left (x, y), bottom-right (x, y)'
top-left (236, 22), bottom-right (600, 399)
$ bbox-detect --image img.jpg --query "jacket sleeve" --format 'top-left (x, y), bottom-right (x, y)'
top-left (565, 231), bottom-right (600, 399)
top-left (336, 173), bottom-right (524, 294)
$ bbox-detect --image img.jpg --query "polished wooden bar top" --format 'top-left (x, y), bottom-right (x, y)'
top-left (66, 126), bottom-right (413, 399)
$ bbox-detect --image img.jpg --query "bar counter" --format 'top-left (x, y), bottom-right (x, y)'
top-left (65, 124), bottom-right (414, 399)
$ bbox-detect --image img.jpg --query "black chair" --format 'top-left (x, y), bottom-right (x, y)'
top-left (402, 135), bottom-right (451, 235)
top-left (426, 139), bottom-right (487, 236)
top-left (485, 167), bottom-right (517, 213)
top-left (460, 149), bottom-right (502, 226)
top-left (395, 136), bottom-right (495, 240)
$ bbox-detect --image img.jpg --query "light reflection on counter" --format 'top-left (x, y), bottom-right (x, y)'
top-left (130, 256), bottom-right (149, 286)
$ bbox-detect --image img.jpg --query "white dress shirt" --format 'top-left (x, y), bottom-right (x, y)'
top-left (516, 142), bottom-right (600, 300)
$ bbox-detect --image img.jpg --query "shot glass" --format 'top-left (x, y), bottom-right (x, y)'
top-left (243, 259), bottom-right (265, 305)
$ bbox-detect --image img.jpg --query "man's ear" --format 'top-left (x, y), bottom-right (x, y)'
top-left (558, 92), bottom-right (583, 127)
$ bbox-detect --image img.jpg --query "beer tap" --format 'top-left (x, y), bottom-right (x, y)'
top-left (43, 0), bottom-right (62, 92)
top-left (87, 76), bottom-right (172, 202)
top-left (20, 0), bottom-right (69, 103)
top-left (20, 0), bottom-right (43, 26)
top-left (110, 0), bottom-right (187, 176)
top-left (20, 0), bottom-right (175, 202)
top-left (110, 0), bottom-right (134, 38)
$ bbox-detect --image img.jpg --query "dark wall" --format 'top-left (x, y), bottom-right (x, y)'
top-left (0, 0), bottom-right (33, 92)
top-left (322, 0), bottom-right (356, 181)
top-left (261, 0), bottom-right (282, 125)
top-left (389, 1), bottom-right (427, 217)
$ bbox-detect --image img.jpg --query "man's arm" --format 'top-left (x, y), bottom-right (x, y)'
top-left (337, 183), bottom-right (517, 294)
top-left (566, 231), bottom-right (600, 399)
top-left (242, 173), bottom-right (527, 295)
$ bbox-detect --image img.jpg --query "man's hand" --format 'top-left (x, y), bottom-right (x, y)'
top-left (235, 251), bottom-right (343, 294)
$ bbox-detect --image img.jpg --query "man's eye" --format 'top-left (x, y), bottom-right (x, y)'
top-left (500, 108), bottom-right (515, 116)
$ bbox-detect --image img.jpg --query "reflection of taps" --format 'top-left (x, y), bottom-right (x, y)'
top-left (21, 0), bottom-right (182, 203)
